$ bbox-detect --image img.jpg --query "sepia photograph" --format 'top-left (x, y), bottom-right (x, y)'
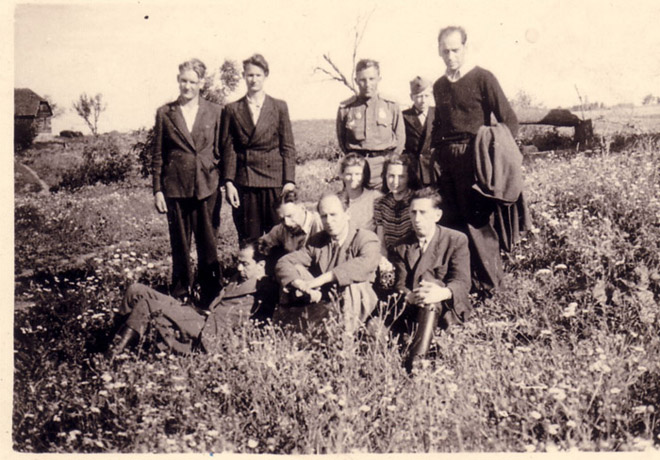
top-left (8, 0), bottom-right (660, 455)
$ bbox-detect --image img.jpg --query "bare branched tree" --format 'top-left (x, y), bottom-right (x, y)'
top-left (313, 8), bottom-right (375, 95)
top-left (73, 93), bottom-right (106, 136)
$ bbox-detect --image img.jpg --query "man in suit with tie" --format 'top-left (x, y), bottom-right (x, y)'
top-left (402, 76), bottom-right (435, 186)
top-left (389, 187), bottom-right (472, 371)
top-left (274, 193), bottom-right (381, 334)
top-left (152, 58), bottom-right (223, 307)
top-left (222, 54), bottom-right (297, 243)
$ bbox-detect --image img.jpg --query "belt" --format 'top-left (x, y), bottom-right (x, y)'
top-left (438, 133), bottom-right (474, 145)
top-left (353, 148), bottom-right (395, 158)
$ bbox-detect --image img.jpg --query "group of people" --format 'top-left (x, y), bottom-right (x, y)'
top-left (110, 26), bottom-right (527, 371)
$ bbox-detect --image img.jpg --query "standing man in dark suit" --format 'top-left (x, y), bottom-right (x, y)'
top-left (430, 26), bottom-right (518, 296)
top-left (152, 58), bottom-right (222, 307)
top-left (402, 76), bottom-right (435, 186)
top-left (222, 54), bottom-right (297, 243)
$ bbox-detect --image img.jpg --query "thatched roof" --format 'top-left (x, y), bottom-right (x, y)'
top-left (14, 88), bottom-right (52, 118)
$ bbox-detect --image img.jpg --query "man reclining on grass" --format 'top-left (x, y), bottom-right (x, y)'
top-left (109, 240), bottom-right (277, 355)
top-left (273, 193), bottom-right (381, 334)
top-left (388, 187), bottom-right (472, 372)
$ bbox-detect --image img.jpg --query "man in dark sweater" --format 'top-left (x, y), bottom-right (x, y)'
top-left (430, 25), bottom-right (519, 296)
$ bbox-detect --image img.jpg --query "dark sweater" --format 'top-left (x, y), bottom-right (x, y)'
top-left (431, 66), bottom-right (518, 146)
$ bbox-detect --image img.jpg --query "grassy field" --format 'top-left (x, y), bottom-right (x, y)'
top-left (12, 116), bottom-right (660, 453)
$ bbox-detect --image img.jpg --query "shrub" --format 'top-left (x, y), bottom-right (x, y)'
top-left (58, 137), bottom-right (134, 191)
top-left (14, 119), bottom-right (38, 152)
top-left (59, 130), bottom-right (84, 138)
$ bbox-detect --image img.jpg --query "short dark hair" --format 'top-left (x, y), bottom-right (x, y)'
top-left (239, 237), bottom-right (266, 262)
top-left (411, 187), bottom-right (444, 209)
top-left (243, 53), bottom-right (269, 76)
top-left (279, 189), bottom-right (299, 207)
top-left (339, 153), bottom-right (371, 189)
top-left (438, 26), bottom-right (467, 45)
top-left (380, 153), bottom-right (421, 193)
top-left (178, 58), bottom-right (206, 79)
top-left (355, 59), bottom-right (380, 74)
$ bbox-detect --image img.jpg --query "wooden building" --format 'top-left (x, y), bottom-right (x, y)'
top-left (14, 88), bottom-right (53, 135)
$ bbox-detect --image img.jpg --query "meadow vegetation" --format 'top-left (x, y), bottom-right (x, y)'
top-left (12, 115), bottom-right (660, 453)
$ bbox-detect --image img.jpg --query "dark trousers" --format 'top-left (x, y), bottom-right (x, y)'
top-left (166, 191), bottom-right (221, 307)
top-left (232, 186), bottom-right (280, 244)
top-left (434, 141), bottom-right (503, 293)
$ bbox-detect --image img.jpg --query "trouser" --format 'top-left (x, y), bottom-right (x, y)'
top-left (434, 141), bottom-right (503, 293)
top-left (273, 265), bottom-right (377, 335)
top-left (232, 186), bottom-right (280, 244)
top-left (166, 191), bottom-right (221, 307)
top-left (120, 283), bottom-right (206, 354)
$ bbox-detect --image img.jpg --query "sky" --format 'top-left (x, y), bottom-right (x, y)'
top-left (11, 0), bottom-right (660, 134)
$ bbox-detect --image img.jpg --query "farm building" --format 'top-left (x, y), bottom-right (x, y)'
top-left (14, 88), bottom-right (53, 136)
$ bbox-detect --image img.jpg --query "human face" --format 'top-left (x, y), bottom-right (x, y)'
top-left (318, 196), bottom-right (349, 238)
top-left (236, 246), bottom-right (263, 281)
top-left (177, 69), bottom-right (203, 102)
top-left (439, 31), bottom-right (466, 72)
top-left (385, 164), bottom-right (409, 196)
top-left (278, 202), bottom-right (305, 232)
top-left (342, 164), bottom-right (364, 192)
top-left (243, 64), bottom-right (267, 95)
top-left (411, 87), bottom-right (433, 114)
top-left (355, 66), bottom-right (381, 99)
top-left (409, 198), bottom-right (442, 239)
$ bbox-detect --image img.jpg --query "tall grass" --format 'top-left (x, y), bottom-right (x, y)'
top-left (12, 130), bottom-right (660, 453)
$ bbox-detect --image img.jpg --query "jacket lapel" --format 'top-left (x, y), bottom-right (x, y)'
top-left (252, 95), bottom-right (275, 142)
top-left (190, 98), bottom-right (210, 149)
top-left (166, 102), bottom-right (196, 151)
top-left (412, 227), bottom-right (441, 284)
top-left (420, 108), bottom-right (434, 147)
top-left (235, 96), bottom-right (256, 138)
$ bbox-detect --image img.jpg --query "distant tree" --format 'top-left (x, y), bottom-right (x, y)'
top-left (14, 119), bottom-right (38, 153)
top-left (132, 59), bottom-right (241, 177)
top-left (642, 93), bottom-right (657, 105)
top-left (73, 93), bottom-right (106, 136)
top-left (313, 8), bottom-right (375, 95)
top-left (511, 90), bottom-right (533, 109)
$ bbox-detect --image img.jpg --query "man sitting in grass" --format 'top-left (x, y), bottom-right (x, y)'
top-left (274, 193), bottom-right (381, 334)
top-left (389, 187), bottom-right (472, 371)
top-left (109, 240), bottom-right (276, 355)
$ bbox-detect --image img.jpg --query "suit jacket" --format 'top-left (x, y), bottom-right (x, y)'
top-left (390, 225), bottom-right (472, 320)
top-left (152, 98), bottom-right (223, 199)
top-left (222, 95), bottom-right (296, 188)
top-left (402, 107), bottom-right (435, 185)
top-left (275, 225), bottom-right (380, 289)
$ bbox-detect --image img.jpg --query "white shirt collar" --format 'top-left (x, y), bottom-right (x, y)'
top-left (418, 227), bottom-right (436, 252)
top-left (445, 62), bottom-right (476, 82)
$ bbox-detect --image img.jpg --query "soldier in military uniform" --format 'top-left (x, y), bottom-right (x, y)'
top-left (336, 59), bottom-right (405, 189)
top-left (402, 76), bottom-right (435, 186)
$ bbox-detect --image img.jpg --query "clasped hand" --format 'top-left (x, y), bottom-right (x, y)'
top-left (406, 280), bottom-right (452, 306)
top-left (288, 279), bottom-right (322, 303)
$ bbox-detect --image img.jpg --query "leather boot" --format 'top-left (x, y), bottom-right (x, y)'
top-left (404, 305), bottom-right (438, 373)
top-left (110, 325), bottom-right (140, 355)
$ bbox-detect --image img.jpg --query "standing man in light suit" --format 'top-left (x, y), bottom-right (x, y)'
top-left (152, 58), bottom-right (223, 308)
top-left (222, 54), bottom-right (297, 243)
top-left (336, 59), bottom-right (405, 189)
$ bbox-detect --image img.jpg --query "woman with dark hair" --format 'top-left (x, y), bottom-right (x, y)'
top-left (151, 58), bottom-right (223, 307)
top-left (373, 153), bottom-right (421, 251)
top-left (222, 53), bottom-right (297, 243)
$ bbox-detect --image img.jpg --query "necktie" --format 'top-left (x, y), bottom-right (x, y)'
top-left (418, 111), bottom-right (426, 126)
